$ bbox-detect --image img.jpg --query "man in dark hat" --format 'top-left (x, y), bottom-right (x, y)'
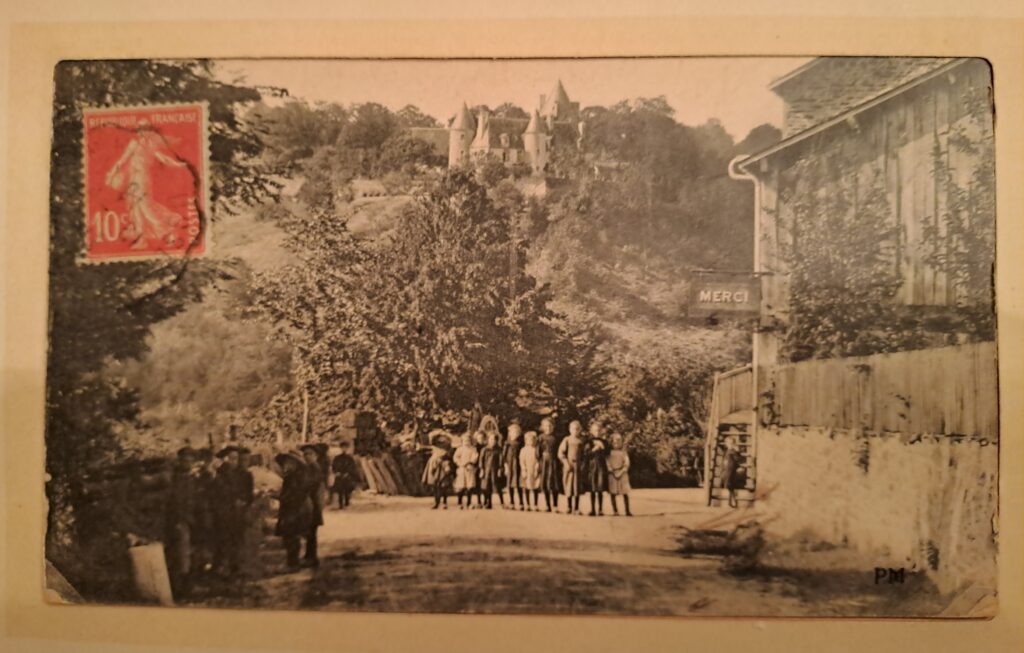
top-left (165, 446), bottom-right (198, 595)
top-left (300, 444), bottom-right (325, 567)
top-left (212, 445), bottom-right (254, 577)
top-left (330, 444), bottom-right (359, 510)
top-left (191, 446), bottom-right (217, 575)
top-left (275, 451), bottom-right (313, 571)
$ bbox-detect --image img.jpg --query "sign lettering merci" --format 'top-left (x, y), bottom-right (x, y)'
top-left (688, 273), bottom-right (760, 318)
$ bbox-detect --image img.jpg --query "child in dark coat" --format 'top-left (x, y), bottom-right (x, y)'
top-left (502, 424), bottom-right (524, 510)
top-left (586, 421), bottom-right (609, 516)
top-left (422, 442), bottom-right (454, 510)
top-left (275, 451), bottom-right (314, 571)
top-left (478, 432), bottom-right (503, 509)
top-left (538, 417), bottom-right (561, 512)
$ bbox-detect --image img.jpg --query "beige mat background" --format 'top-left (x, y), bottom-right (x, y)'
top-left (2, 1), bottom-right (1023, 651)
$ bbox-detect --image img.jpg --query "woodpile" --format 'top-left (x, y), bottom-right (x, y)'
top-left (355, 451), bottom-right (427, 497)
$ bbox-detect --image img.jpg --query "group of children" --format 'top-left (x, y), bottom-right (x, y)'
top-left (421, 417), bottom-right (633, 517)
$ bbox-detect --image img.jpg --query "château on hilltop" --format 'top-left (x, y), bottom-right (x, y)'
top-left (408, 80), bottom-right (584, 176)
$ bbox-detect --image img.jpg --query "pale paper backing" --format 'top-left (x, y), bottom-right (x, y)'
top-left (3, 8), bottom-right (1023, 653)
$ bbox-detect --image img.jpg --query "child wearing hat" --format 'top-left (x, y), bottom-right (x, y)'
top-left (212, 445), bottom-right (254, 576)
top-left (519, 431), bottom-right (542, 510)
top-left (274, 451), bottom-right (314, 571)
top-left (453, 433), bottom-right (480, 509)
top-left (606, 434), bottom-right (632, 516)
top-left (422, 434), bottom-right (454, 510)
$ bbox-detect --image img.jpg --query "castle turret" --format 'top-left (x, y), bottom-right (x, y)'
top-left (470, 107), bottom-right (492, 158)
top-left (448, 102), bottom-right (474, 168)
top-left (539, 79), bottom-right (577, 121)
top-left (523, 109), bottom-right (548, 176)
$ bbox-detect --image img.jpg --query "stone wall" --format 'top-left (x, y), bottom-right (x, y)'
top-left (757, 426), bottom-right (998, 594)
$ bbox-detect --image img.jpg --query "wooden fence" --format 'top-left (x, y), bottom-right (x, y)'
top-left (714, 365), bottom-right (753, 420)
top-left (760, 341), bottom-right (998, 437)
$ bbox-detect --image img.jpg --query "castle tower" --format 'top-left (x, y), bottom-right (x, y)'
top-left (448, 102), bottom-right (474, 168)
top-left (539, 79), bottom-right (576, 121)
top-left (523, 109), bottom-right (548, 176)
top-left (470, 107), bottom-right (492, 159)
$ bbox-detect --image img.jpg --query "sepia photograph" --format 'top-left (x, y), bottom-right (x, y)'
top-left (42, 55), bottom-right (997, 619)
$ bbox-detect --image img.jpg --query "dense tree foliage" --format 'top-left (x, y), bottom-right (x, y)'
top-left (248, 94), bottom-right (759, 475)
top-left (46, 59), bottom-right (282, 590)
top-left (252, 171), bottom-right (599, 433)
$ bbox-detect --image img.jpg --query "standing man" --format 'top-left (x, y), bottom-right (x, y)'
top-left (300, 444), bottom-right (326, 567)
top-left (330, 444), bottom-right (359, 510)
top-left (165, 446), bottom-right (198, 596)
top-left (213, 445), bottom-right (253, 577)
top-left (275, 451), bottom-right (313, 571)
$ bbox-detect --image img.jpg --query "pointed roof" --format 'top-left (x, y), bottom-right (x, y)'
top-left (541, 80), bottom-right (572, 117)
top-left (524, 109), bottom-right (543, 134)
top-left (451, 102), bottom-right (474, 130)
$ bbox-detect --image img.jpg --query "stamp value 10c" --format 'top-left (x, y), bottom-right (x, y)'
top-left (82, 103), bottom-right (209, 262)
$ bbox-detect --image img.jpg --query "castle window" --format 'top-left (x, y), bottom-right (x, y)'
top-left (500, 133), bottom-right (510, 148)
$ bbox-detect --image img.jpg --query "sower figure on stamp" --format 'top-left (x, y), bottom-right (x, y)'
top-left (453, 433), bottom-right (479, 509)
top-left (422, 432), bottom-right (454, 510)
top-left (104, 119), bottom-right (189, 248)
top-left (519, 431), bottom-right (542, 511)
top-left (606, 434), bottom-right (632, 516)
top-left (274, 451), bottom-right (314, 571)
top-left (165, 446), bottom-right (198, 596)
top-left (330, 445), bottom-right (358, 510)
top-left (502, 423), bottom-right (523, 510)
top-left (538, 417), bottom-right (561, 513)
top-left (212, 445), bottom-right (254, 577)
top-left (558, 420), bottom-right (586, 515)
top-left (586, 421), bottom-right (609, 516)
top-left (300, 444), bottom-right (325, 567)
top-left (478, 432), bottom-right (502, 510)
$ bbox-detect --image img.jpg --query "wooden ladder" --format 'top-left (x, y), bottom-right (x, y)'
top-left (706, 421), bottom-right (756, 507)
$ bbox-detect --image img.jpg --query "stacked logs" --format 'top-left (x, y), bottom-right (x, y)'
top-left (356, 451), bottom-right (427, 497)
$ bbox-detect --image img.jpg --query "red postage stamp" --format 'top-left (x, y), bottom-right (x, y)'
top-left (82, 103), bottom-right (209, 262)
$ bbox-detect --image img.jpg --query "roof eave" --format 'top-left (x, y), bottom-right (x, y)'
top-left (737, 58), bottom-right (969, 174)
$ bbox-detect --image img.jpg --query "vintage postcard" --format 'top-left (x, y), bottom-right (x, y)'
top-left (39, 54), bottom-right (998, 621)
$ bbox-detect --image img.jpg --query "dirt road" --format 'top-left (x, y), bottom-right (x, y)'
top-left (196, 488), bottom-right (948, 617)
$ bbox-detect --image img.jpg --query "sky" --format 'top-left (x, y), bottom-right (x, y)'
top-left (219, 57), bottom-right (810, 142)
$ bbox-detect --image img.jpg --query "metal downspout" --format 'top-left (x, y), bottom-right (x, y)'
top-left (728, 155), bottom-right (762, 502)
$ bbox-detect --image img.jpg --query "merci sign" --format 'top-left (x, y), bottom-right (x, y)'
top-left (688, 272), bottom-right (760, 318)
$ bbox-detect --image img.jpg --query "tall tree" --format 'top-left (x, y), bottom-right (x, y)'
top-left (396, 104), bottom-right (440, 128)
top-left (253, 171), bottom-right (591, 430)
top-left (46, 60), bottom-right (280, 577)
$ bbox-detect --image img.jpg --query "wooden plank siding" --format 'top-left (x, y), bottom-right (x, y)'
top-left (760, 342), bottom-right (997, 437)
top-left (714, 366), bottom-right (754, 419)
top-left (764, 60), bottom-right (990, 312)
